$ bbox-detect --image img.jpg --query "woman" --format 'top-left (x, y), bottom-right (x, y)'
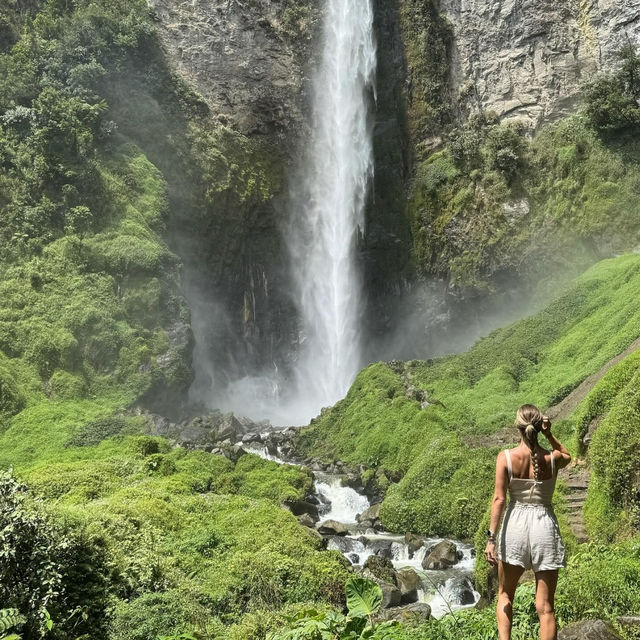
top-left (485, 404), bottom-right (572, 640)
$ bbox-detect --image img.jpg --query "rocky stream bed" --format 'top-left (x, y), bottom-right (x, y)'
top-left (140, 408), bottom-right (481, 621)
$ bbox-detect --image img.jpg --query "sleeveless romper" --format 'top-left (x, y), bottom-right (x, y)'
top-left (496, 449), bottom-right (566, 572)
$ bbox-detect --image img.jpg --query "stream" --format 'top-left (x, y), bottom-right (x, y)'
top-left (243, 441), bottom-right (480, 619)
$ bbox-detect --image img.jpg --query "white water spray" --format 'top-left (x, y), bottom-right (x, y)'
top-left (288, 0), bottom-right (376, 421)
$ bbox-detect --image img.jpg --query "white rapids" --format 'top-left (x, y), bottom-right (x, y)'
top-left (244, 442), bottom-right (480, 618)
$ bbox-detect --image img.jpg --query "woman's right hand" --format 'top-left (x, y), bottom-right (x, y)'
top-left (541, 415), bottom-right (552, 437)
top-left (485, 541), bottom-right (497, 566)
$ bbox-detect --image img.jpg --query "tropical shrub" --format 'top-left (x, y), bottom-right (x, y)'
top-left (0, 472), bottom-right (110, 639)
top-left (268, 578), bottom-right (403, 640)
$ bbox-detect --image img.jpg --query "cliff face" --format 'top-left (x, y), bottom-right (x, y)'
top-left (148, 0), bottom-right (315, 138)
top-left (439, 0), bottom-right (640, 127)
top-left (147, 0), bottom-right (318, 391)
top-left (148, 0), bottom-right (414, 394)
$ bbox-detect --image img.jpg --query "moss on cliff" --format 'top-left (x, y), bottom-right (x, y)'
top-left (408, 112), bottom-right (640, 292)
top-left (398, 0), bottom-right (453, 144)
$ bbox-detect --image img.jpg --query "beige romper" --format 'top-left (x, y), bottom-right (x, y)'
top-left (496, 449), bottom-right (566, 572)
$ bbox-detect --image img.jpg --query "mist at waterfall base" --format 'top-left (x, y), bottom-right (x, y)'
top-left (189, 0), bottom-right (377, 426)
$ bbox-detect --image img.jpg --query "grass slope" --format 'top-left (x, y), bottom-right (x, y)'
top-left (298, 253), bottom-right (640, 540)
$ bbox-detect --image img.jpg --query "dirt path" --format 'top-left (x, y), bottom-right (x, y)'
top-left (547, 335), bottom-right (640, 421)
top-left (550, 336), bottom-right (640, 543)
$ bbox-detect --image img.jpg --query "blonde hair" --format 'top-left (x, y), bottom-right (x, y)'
top-left (515, 404), bottom-right (543, 480)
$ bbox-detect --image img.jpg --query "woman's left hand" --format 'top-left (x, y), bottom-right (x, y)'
top-left (485, 541), bottom-right (497, 566)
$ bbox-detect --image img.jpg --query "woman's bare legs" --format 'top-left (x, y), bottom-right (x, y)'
top-left (497, 562), bottom-right (524, 640)
top-left (535, 570), bottom-right (559, 640)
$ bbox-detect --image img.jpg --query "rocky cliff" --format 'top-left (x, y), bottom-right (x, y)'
top-left (146, 0), bottom-right (640, 403)
top-left (438, 0), bottom-right (640, 128)
top-left (147, 0), bottom-right (319, 394)
top-left (148, 0), bottom-right (316, 139)
top-left (147, 0), bottom-right (414, 397)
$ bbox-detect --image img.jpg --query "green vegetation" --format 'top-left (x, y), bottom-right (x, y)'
top-left (0, 1), bottom-right (345, 638)
top-left (0, 416), bottom-right (349, 638)
top-left (583, 45), bottom-right (640, 134)
top-left (408, 45), bottom-right (640, 292)
top-left (583, 366), bottom-right (640, 540)
top-left (2, 0), bottom-right (640, 638)
top-left (398, 0), bottom-right (453, 142)
top-left (296, 252), bottom-right (640, 635)
top-left (298, 253), bottom-right (640, 535)
top-left (268, 578), bottom-right (402, 640)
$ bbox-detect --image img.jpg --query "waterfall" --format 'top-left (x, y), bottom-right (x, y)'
top-left (314, 472), bottom-right (370, 523)
top-left (287, 0), bottom-right (376, 422)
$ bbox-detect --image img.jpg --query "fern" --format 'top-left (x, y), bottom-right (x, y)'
top-left (0, 608), bottom-right (25, 638)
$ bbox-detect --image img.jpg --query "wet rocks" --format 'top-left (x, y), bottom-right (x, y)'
top-left (317, 520), bottom-right (349, 536)
top-left (297, 513), bottom-right (317, 528)
top-left (143, 410), bottom-right (265, 451)
top-left (448, 576), bottom-right (476, 606)
top-left (558, 620), bottom-right (622, 640)
top-left (404, 532), bottom-right (424, 557)
top-left (396, 567), bottom-right (421, 604)
top-left (363, 555), bottom-right (397, 585)
top-left (221, 444), bottom-right (246, 463)
top-left (283, 499), bottom-right (319, 522)
top-left (422, 540), bottom-right (460, 570)
top-left (362, 556), bottom-right (402, 608)
top-left (377, 581), bottom-right (402, 609)
top-left (376, 602), bottom-right (431, 623)
top-left (357, 502), bottom-right (382, 529)
top-left (359, 537), bottom-right (393, 559)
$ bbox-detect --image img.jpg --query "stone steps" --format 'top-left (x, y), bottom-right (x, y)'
top-left (559, 463), bottom-right (590, 544)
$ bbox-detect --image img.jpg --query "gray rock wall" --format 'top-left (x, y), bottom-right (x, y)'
top-left (439, 0), bottom-right (640, 128)
top-left (148, 0), bottom-right (315, 139)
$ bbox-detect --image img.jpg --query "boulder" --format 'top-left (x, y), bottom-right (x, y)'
top-left (317, 520), bottom-right (349, 536)
top-left (396, 567), bottom-right (421, 604)
top-left (241, 432), bottom-right (262, 444)
top-left (357, 502), bottom-right (381, 523)
top-left (217, 412), bottom-right (243, 440)
top-left (297, 513), bottom-right (316, 528)
top-left (283, 499), bottom-right (319, 521)
top-left (447, 577), bottom-right (476, 605)
top-left (422, 540), bottom-right (459, 570)
top-left (363, 555), bottom-right (397, 585)
top-left (558, 620), bottom-right (622, 640)
top-left (376, 602), bottom-right (431, 623)
top-left (221, 444), bottom-right (246, 462)
top-left (380, 581), bottom-right (402, 608)
top-left (369, 580), bottom-right (401, 609)
top-left (404, 532), bottom-right (424, 556)
top-left (144, 413), bottom-right (176, 438)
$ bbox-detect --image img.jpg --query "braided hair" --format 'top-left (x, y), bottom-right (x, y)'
top-left (515, 404), bottom-right (543, 481)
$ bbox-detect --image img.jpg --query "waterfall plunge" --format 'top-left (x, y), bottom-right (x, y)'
top-left (194, 0), bottom-right (376, 426)
top-left (287, 0), bottom-right (376, 422)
